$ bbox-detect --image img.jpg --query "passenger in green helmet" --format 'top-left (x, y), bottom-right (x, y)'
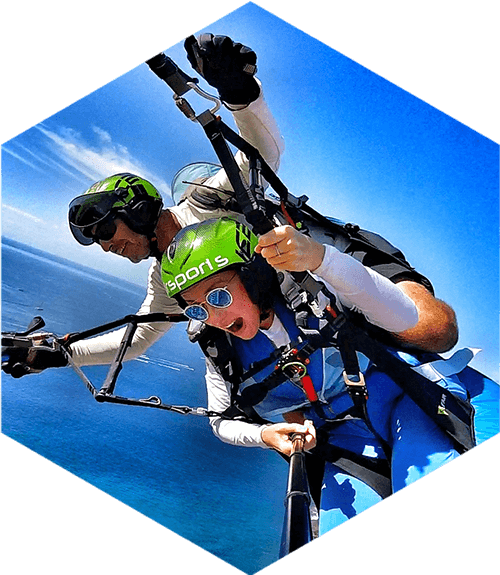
top-left (160, 217), bottom-right (499, 537)
top-left (162, 218), bottom-right (264, 340)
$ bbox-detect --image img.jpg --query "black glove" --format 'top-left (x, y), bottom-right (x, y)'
top-left (2, 338), bottom-right (68, 378)
top-left (184, 33), bottom-right (260, 106)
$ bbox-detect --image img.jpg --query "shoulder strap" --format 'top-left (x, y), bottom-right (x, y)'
top-left (194, 323), bottom-right (242, 384)
top-left (194, 323), bottom-right (271, 424)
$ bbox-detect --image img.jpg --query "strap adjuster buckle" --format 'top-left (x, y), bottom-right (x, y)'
top-left (343, 371), bottom-right (368, 400)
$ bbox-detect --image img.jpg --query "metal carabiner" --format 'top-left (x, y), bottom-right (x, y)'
top-left (174, 82), bottom-right (221, 122)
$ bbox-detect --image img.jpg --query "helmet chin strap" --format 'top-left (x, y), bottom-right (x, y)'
top-left (148, 235), bottom-right (162, 260)
top-left (151, 209), bottom-right (181, 261)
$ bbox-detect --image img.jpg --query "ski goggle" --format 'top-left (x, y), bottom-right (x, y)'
top-left (68, 191), bottom-right (124, 245)
top-left (184, 287), bottom-right (233, 322)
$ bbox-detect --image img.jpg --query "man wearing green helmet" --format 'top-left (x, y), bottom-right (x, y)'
top-left (68, 172), bottom-right (165, 263)
top-left (63, 35), bottom-right (282, 369)
top-left (160, 216), bottom-right (499, 536)
top-left (3, 33), bottom-right (284, 375)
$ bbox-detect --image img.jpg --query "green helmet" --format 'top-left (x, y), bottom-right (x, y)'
top-left (161, 217), bottom-right (258, 297)
top-left (68, 173), bottom-right (163, 245)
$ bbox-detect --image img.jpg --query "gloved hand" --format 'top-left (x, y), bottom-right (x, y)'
top-left (184, 33), bottom-right (260, 106)
top-left (2, 336), bottom-right (68, 378)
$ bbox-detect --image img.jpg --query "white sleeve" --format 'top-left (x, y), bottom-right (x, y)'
top-left (198, 81), bottom-right (285, 192)
top-left (314, 244), bottom-right (419, 333)
top-left (206, 360), bottom-right (269, 448)
top-left (69, 260), bottom-right (181, 366)
top-left (169, 83), bottom-right (285, 228)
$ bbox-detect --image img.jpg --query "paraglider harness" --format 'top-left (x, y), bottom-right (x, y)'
top-left (144, 49), bottom-right (476, 477)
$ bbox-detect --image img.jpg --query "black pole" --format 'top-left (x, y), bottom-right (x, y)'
top-left (64, 313), bottom-right (184, 346)
top-left (95, 321), bottom-right (137, 398)
top-left (279, 433), bottom-right (313, 557)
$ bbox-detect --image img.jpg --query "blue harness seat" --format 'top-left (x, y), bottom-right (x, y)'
top-left (230, 300), bottom-right (499, 533)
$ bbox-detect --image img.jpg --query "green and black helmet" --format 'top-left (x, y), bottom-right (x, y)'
top-left (161, 217), bottom-right (258, 298)
top-left (161, 217), bottom-right (281, 315)
top-left (68, 173), bottom-right (163, 246)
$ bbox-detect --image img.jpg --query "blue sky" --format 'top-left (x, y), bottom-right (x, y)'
top-left (2, 3), bottom-right (498, 381)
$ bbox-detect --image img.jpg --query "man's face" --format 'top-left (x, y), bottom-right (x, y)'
top-left (98, 218), bottom-right (151, 263)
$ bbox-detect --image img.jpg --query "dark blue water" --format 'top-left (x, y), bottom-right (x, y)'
top-left (1, 238), bottom-right (288, 574)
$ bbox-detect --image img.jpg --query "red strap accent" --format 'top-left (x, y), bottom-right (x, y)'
top-left (280, 201), bottom-right (297, 228)
top-left (301, 375), bottom-right (318, 402)
top-left (326, 305), bottom-right (337, 319)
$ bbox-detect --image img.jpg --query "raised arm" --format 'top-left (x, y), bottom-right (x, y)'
top-left (256, 225), bottom-right (457, 353)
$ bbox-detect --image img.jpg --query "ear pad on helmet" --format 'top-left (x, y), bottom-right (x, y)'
top-left (239, 255), bottom-right (280, 310)
top-left (118, 200), bottom-right (162, 236)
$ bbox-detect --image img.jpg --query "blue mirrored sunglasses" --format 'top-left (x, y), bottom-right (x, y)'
top-left (184, 287), bottom-right (233, 322)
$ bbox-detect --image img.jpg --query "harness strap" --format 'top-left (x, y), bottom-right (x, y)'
top-left (225, 308), bottom-right (475, 454)
top-left (199, 115), bottom-right (274, 235)
top-left (337, 329), bottom-right (393, 459)
top-left (343, 322), bottom-right (476, 453)
top-left (311, 430), bottom-right (392, 498)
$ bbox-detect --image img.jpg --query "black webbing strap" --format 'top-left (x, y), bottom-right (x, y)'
top-left (198, 114), bottom-right (274, 235)
top-left (342, 322), bottom-right (476, 453)
top-left (311, 432), bottom-right (392, 498)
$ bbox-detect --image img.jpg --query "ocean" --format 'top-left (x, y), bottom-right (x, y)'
top-left (1, 237), bottom-right (289, 574)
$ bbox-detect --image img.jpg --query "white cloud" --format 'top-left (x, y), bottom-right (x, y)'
top-left (34, 124), bottom-right (171, 198)
top-left (2, 203), bottom-right (43, 223)
top-left (1, 146), bottom-right (46, 173)
top-left (92, 126), bottom-right (112, 144)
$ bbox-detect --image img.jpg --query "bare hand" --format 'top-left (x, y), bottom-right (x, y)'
top-left (261, 420), bottom-right (316, 456)
top-left (255, 225), bottom-right (325, 272)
